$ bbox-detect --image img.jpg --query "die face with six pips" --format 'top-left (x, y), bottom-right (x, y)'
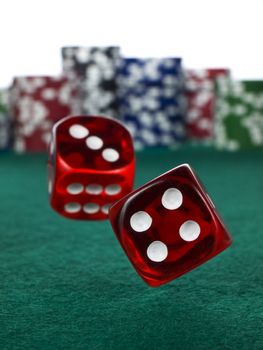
top-left (109, 164), bottom-right (232, 287)
top-left (48, 115), bottom-right (135, 220)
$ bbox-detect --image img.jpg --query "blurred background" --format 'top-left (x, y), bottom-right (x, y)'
top-left (1, 0), bottom-right (263, 153)
top-left (1, 0), bottom-right (263, 86)
top-left (0, 0), bottom-right (263, 152)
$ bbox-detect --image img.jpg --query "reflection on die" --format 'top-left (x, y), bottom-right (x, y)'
top-left (109, 164), bottom-right (232, 287)
top-left (48, 115), bottom-right (135, 220)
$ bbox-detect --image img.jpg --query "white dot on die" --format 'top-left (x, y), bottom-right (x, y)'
top-left (86, 136), bottom-right (103, 150)
top-left (69, 124), bottom-right (89, 139)
top-left (83, 203), bottom-right (100, 214)
top-left (161, 188), bottom-right (183, 210)
top-left (67, 183), bottom-right (84, 195)
top-left (130, 211), bottom-right (152, 232)
top-left (102, 148), bottom-right (119, 162)
top-left (50, 139), bottom-right (54, 154)
top-left (105, 184), bottom-right (121, 195)
top-left (64, 202), bottom-right (81, 213)
top-left (179, 220), bottom-right (201, 241)
top-left (147, 241), bottom-right (168, 262)
top-left (48, 180), bottom-right (52, 194)
top-left (86, 184), bottom-right (103, 195)
top-left (101, 204), bottom-right (111, 214)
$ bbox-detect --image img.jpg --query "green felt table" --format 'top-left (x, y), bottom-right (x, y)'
top-left (0, 148), bottom-right (263, 350)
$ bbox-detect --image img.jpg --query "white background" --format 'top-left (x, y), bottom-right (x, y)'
top-left (0, 0), bottom-right (262, 87)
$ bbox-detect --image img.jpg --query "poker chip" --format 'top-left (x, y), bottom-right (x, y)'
top-left (215, 77), bottom-right (263, 150)
top-left (0, 88), bottom-right (12, 151)
top-left (5, 47), bottom-right (262, 153)
top-left (62, 46), bottom-right (121, 118)
top-left (185, 69), bottom-right (230, 141)
top-left (10, 76), bottom-right (77, 152)
top-left (117, 57), bottom-right (186, 148)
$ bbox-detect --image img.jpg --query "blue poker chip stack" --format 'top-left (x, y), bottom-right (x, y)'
top-left (117, 58), bottom-right (186, 149)
top-left (0, 88), bottom-right (12, 151)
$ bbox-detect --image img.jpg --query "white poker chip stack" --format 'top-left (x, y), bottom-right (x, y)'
top-left (62, 47), bottom-right (121, 119)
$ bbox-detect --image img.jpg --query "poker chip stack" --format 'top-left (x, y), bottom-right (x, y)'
top-left (62, 46), bottom-right (121, 118)
top-left (117, 58), bottom-right (186, 149)
top-left (0, 88), bottom-right (12, 151)
top-left (185, 69), bottom-right (229, 142)
top-left (10, 76), bottom-right (77, 152)
top-left (215, 77), bottom-right (263, 150)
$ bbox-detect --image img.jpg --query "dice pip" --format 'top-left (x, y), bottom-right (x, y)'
top-left (48, 115), bottom-right (135, 220)
top-left (109, 164), bottom-right (232, 287)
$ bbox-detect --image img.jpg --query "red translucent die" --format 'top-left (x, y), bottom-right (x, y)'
top-left (48, 115), bottom-right (135, 220)
top-left (109, 164), bottom-right (232, 287)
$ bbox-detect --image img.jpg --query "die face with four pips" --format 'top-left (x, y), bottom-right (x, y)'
top-left (109, 164), bottom-right (232, 287)
top-left (48, 115), bottom-right (135, 220)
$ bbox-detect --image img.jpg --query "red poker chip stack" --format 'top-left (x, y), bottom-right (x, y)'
top-left (185, 69), bottom-right (229, 141)
top-left (10, 76), bottom-right (78, 152)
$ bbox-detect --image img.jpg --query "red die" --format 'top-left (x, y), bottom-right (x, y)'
top-left (109, 164), bottom-right (232, 287)
top-left (48, 115), bottom-right (135, 220)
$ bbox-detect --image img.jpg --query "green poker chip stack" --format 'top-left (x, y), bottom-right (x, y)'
top-left (215, 77), bottom-right (263, 150)
top-left (0, 88), bottom-right (11, 150)
top-left (0, 89), bottom-right (8, 115)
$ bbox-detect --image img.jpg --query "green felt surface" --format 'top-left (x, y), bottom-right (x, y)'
top-left (0, 149), bottom-right (263, 350)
